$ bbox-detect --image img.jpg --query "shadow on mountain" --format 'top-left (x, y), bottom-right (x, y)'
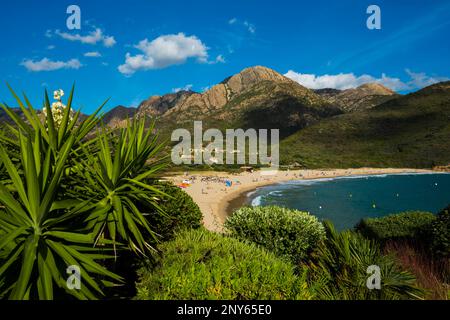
top-left (240, 94), bottom-right (342, 139)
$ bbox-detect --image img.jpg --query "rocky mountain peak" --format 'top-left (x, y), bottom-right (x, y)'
top-left (221, 66), bottom-right (290, 95)
top-left (137, 90), bottom-right (196, 116)
top-left (356, 83), bottom-right (396, 95)
top-left (314, 82), bottom-right (398, 112)
top-left (102, 105), bottom-right (136, 128)
top-left (161, 66), bottom-right (296, 117)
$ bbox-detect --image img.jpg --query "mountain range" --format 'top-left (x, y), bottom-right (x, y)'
top-left (282, 81), bottom-right (450, 168)
top-left (1, 66), bottom-right (449, 168)
top-left (104, 66), bottom-right (399, 127)
top-left (103, 66), bottom-right (403, 142)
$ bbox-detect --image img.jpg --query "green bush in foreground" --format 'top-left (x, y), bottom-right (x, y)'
top-left (225, 206), bottom-right (325, 263)
top-left (429, 205), bottom-right (450, 258)
top-left (308, 221), bottom-right (423, 300)
top-left (145, 182), bottom-right (202, 242)
top-left (135, 228), bottom-right (310, 300)
top-left (355, 211), bottom-right (436, 242)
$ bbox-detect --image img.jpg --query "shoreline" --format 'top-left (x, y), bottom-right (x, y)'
top-left (167, 168), bottom-right (436, 232)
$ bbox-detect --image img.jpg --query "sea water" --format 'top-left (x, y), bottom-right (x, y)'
top-left (247, 173), bottom-right (450, 230)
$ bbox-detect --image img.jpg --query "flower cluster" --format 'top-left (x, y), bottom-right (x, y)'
top-left (53, 89), bottom-right (64, 100)
top-left (43, 89), bottom-right (73, 127)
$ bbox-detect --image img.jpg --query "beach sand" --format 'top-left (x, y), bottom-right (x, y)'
top-left (166, 168), bottom-right (434, 232)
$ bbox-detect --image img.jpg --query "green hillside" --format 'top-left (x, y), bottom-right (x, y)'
top-left (280, 82), bottom-right (450, 168)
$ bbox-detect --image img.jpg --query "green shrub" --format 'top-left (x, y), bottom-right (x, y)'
top-left (146, 182), bottom-right (202, 242)
top-left (308, 221), bottom-right (423, 300)
top-left (428, 205), bottom-right (450, 258)
top-left (135, 228), bottom-right (311, 300)
top-left (224, 206), bottom-right (325, 263)
top-left (355, 211), bottom-right (436, 242)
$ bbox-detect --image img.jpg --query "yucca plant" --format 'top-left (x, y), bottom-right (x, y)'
top-left (0, 86), bottom-right (123, 299)
top-left (0, 127), bottom-right (121, 299)
top-left (307, 221), bottom-right (424, 300)
top-left (0, 85), bottom-right (170, 299)
top-left (69, 118), bottom-right (168, 255)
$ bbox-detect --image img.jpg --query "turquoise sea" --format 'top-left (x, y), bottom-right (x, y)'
top-left (246, 173), bottom-right (450, 230)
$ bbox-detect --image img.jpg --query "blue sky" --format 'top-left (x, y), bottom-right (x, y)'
top-left (1, 0), bottom-right (449, 114)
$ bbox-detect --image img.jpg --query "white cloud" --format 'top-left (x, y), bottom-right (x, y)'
top-left (172, 84), bottom-right (193, 93)
top-left (377, 73), bottom-right (409, 91)
top-left (215, 54), bottom-right (225, 63)
top-left (243, 21), bottom-right (256, 33)
top-left (118, 33), bottom-right (209, 75)
top-left (405, 69), bottom-right (448, 89)
top-left (229, 18), bottom-right (256, 33)
top-left (84, 51), bottom-right (102, 57)
top-left (103, 36), bottom-right (116, 48)
top-left (46, 45), bottom-right (55, 50)
top-left (21, 58), bottom-right (82, 72)
top-left (285, 71), bottom-right (382, 90)
top-left (205, 54), bottom-right (226, 65)
top-left (284, 69), bottom-right (447, 91)
top-left (54, 28), bottom-right (116, 47)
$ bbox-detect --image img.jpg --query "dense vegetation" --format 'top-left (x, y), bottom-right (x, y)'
top-left (137, 207), bottom-right (429, 300)
top-left (146, 182), bottom-right (203, 242)
top-left (355, 211), bottom-right (436, 242)
top-left (428, 205), bottom-right (450, 259)
top-left (307, 221), bottom-right (423, 299)
top-left (136, 228), bottom-right (308, 300)
top-left (355, 208), bottom-right (450, 259)
top-left (355, 208), bottom-right (450, 298)
top-left (225, 206), bottom-right (325, 263)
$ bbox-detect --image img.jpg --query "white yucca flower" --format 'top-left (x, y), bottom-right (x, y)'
top-left (43, 89), bottom-right (73, 127)
top-left (53, 89), bottom-right (64, 101)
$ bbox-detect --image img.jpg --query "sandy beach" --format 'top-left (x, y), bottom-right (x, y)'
top-left (167, 168), bottom-right (434, 232)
